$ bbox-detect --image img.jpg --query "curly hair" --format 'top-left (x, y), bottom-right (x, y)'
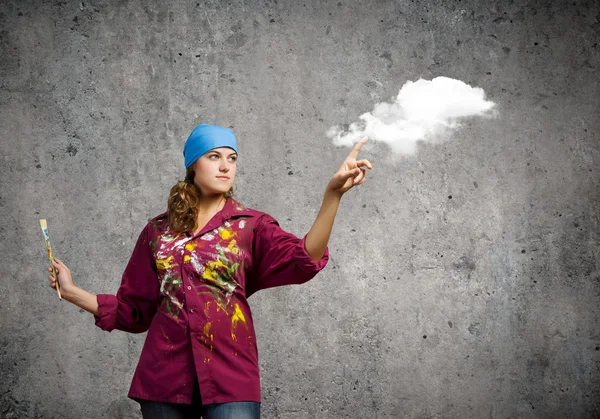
top-left (167, 167), bottom-right (233, 233)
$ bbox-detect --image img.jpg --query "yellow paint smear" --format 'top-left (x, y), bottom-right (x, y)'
top-left (203, 322), bottom-right (214, 341)
top-left (156, 256), bottom-right (176, 270)
top-left (231, 303), bottom-right (247, 341)
top-left (219, 228), bottom-right (234, 240)
top-left (202, 259), bottom-right (227, 282)
top-left (227, 239), bottom-right (239, 254)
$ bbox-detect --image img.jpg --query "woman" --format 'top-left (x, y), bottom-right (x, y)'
top-left (47, 124), bottom-right (372, 419)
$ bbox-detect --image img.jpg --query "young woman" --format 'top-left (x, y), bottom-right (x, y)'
top-left (47, 124), bottom-right (372, 419)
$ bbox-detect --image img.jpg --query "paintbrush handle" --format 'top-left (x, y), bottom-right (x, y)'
top-left (40, 219), bottom-right (62, 300)
top-left (52, 266), bottom-right (62, 300)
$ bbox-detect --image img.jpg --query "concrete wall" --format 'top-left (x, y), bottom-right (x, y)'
top-left (1, 0), bottom-right (598, 417)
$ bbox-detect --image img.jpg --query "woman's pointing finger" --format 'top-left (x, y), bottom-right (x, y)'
top-left (347, 137), bottom-right (368, 160)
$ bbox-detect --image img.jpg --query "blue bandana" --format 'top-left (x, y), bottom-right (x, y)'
top-left (183, 124), bottom-right (238, 168)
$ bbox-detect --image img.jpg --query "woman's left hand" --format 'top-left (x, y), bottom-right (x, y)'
top-left (326, 137), bottom-right (372, 196)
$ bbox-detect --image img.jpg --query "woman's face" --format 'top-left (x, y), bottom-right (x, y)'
top-left (192, 147), bottom-right (237, 196)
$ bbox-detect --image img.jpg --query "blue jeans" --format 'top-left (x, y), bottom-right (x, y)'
top-left (139, 379), bottom-right (260, 419)
top-left (139, 400), bottom-right (260, 419)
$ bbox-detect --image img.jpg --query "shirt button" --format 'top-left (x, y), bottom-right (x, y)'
top-left (187, 286), bottom-right (191, 290)
top-left (190, 309), bottom-right (195, 314)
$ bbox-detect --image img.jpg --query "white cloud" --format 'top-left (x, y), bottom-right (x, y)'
top-left (328, 76), bottom-right (497, 154)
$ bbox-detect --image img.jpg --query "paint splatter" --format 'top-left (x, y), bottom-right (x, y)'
top-left (153, 230), bottom-right (190, 319)
top-left (149, 209), bottom-right (256, 350)
top-left (185, 224), bottom-right (244, 309)
top-left (231, 303), bottom-right (247, 341)
top-left (204, 322), bottom-right (214, 342)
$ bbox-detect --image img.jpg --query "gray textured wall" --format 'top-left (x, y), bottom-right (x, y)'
top-left (1, 0), bottom-right (599, 418)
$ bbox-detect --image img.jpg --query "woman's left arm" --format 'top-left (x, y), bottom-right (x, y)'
top-left (304, 137), bottom-right (372, 262)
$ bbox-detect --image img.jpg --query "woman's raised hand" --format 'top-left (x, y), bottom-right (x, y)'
top-left (48, 258), bottom-right (75, 297)
top-left (326, 137), bottom-right (372, 196)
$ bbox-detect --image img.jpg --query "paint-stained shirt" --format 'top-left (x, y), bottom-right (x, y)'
top-left (94, 198), bottom-right (329, 404)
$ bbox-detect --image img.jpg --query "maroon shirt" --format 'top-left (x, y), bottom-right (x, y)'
top-left (94, 198), bottom-right (328, 404)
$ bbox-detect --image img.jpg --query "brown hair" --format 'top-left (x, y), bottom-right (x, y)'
top-left (167, 167), bottom-right (233, 233)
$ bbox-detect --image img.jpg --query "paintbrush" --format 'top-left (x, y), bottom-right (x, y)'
top-left (39, 219), bottom-right (61, 300)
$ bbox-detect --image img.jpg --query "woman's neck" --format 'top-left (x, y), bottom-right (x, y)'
top-left (197, 194), bottom-right (227, 216)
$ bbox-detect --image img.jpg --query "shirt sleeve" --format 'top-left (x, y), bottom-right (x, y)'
top-left (247, 214), bottom-right (329, 297)
top-left (94, 224), bottom-right (159, 333)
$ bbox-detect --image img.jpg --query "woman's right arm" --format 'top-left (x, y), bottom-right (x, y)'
top-left (47, 224), bottom-right (160, 333)
top-left (48, 259), bottom-right (98, 316)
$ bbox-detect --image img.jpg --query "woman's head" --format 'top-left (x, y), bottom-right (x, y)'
top-left (168, 124), bottom-right (238, 233)
top-left (184, 124), bottom-right (238, 195)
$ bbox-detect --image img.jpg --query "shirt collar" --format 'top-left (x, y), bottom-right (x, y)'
top-left (153, 197), bottom-right (259, 237)
top-left (220, 197), bottom-right (259, 220)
